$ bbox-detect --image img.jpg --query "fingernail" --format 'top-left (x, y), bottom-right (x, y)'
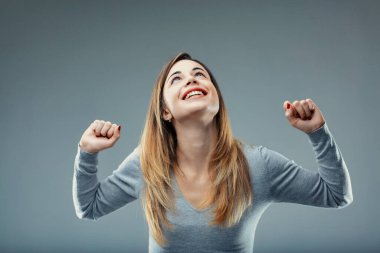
top-left (118, 125), bottom-right (121, 131)
top-left (286, 103), bottom-right (290, 109)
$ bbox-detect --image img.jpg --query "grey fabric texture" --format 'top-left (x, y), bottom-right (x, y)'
top-left (72, 121), bottom-right (353, 253)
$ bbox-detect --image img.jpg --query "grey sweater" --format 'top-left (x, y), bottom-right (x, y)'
top-left (72, 121), bottom-right (353, 253)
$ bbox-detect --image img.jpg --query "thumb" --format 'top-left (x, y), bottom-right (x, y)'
top-left (283, 101), bottom-right (297, 123)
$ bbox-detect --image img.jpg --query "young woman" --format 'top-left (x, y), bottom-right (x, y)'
top-left (72, 52), bottom-right (353, 253)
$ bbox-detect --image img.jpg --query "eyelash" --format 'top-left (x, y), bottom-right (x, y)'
top-left (171, 72), bottom-right (205, 84)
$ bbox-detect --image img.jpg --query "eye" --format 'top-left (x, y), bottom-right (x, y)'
top-left (171, 76), bottom-right (181, 84)
top-left (195, 72), bottom-right (205, 77)
top-left (170, 72), bottom-right (205, 85)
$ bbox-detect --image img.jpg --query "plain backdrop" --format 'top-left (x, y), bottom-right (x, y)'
top-left (1, 0), bottom-right (379, 252)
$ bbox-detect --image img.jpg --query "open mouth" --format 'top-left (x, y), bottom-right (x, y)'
top-left (182, 88), bottom-right (208, 100)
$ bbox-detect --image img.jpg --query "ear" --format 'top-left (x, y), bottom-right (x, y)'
top-left (162, 107), bottom-right (172, 121)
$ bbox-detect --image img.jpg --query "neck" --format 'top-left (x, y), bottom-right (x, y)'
top-left (174, 119), bottom-right (217, 182)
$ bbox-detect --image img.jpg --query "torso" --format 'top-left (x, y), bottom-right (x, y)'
top-left (150, 144), bottom-right (271, 252)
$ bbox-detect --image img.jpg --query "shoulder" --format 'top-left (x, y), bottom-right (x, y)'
top-left (240, 142), bottom-right (276, 199)
top-left (241, 142), bottom-right (289, 174)
top-left (115, 144), bottom-right (142, 178)
top-left (241, 142), bottom-right (264, 161)
top-left (240, 142), bottom-right (266, 173)
top-left (242, 142), bottom-right (286, 162)
top-left (112, 144), bottom-right (144, 196)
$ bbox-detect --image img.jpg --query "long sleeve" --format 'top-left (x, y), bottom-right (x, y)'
top-left (72, 143), bottom-right (143, 220)
top-left (261, 122), bottom-right (353, 209)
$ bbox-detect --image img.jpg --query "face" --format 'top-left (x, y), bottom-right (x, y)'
top-left (162, 60), bottom-right (219, 123)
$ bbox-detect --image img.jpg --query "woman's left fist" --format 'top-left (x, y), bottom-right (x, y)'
top-left (283, 98), bottom-right (326, 134)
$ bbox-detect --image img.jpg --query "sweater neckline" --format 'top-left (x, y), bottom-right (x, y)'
top-left (171, 170), bottom-right (214, 213)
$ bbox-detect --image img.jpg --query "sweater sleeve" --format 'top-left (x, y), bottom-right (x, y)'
top-left (260, 122), bottom-right (353, 209)
top-left (72, 143), bottom-right (143, 220)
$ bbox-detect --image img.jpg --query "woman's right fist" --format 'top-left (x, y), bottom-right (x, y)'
top-left (79, 119), bottom-right (121, 153)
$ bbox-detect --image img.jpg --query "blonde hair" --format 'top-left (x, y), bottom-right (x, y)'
top-left (139, 52), bottom-right (253, 246)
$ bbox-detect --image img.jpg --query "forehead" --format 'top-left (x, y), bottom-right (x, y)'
top-left (167, 60), bottom-right (205, 77)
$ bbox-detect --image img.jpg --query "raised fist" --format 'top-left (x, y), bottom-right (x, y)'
top-left (79, 119), bottom-right (121, 153)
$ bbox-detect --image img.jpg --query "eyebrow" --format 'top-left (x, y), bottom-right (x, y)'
top-left (167, 67), bottom-right (206, 81)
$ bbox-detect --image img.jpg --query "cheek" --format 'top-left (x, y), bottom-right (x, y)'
top-left (211, 87), bottom-right (219, 103)
top-left (163, 90), bottom-right (177, 108)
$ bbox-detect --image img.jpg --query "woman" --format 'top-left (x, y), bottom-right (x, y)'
top-left (72, 52), bottom-right (353, 252)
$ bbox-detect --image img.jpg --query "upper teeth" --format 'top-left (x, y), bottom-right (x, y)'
top-left (185, 90), bottom-right (204, 99)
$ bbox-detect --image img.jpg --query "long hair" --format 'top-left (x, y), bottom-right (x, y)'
top-left (139, 52), bottom-right (253, 246)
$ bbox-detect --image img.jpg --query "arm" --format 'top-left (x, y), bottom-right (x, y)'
top-left (261, 122), bottom-right (353, 208)
top-left (72, 143), bottom-right (143, 220)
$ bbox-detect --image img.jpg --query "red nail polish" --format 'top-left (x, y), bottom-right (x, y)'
top-left (286, 103), bottom-right (290, 109)
top-left (118, 125), bottom-right (121, 131)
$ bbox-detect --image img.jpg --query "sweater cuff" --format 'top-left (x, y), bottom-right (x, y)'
top-left (77, 142), bottom-right (98, 164)
top-left (306, 122), bottom-right (330, 144)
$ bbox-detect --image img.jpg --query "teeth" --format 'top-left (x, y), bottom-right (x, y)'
top-left (185, 90), bottom-right (204, 100)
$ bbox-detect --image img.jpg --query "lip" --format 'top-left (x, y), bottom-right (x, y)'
top-left (182, 87), bottom-right (208, 100)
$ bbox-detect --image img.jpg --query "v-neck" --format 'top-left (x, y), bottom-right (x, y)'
top-left (171, 170), bottom-right (213, 213)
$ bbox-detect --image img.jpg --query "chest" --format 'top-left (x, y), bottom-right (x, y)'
top-left (174, 174), bottom-right (212, 211)
top-left (161, 195), bottom-right (260, 252)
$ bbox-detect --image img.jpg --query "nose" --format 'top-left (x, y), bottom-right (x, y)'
top-left (186, 76), bottom-right (198, 86)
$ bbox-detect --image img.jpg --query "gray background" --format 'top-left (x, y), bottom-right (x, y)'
top-left (1, 0), bottom-right (379, 252)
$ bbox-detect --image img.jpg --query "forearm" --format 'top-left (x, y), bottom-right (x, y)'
top-left (72, 143), bottom-right (100, 220)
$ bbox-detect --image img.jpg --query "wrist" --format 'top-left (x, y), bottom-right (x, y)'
top-left (79, 141), bottom-right (98, 154)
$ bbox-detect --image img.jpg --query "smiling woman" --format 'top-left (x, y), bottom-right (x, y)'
top-left (140, 53), bottom-right (253, 246)
top-left (73, 52), bottom-right (353, 253)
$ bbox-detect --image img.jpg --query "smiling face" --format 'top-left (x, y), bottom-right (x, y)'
top-left (162, 59), bottom-right (219, 124)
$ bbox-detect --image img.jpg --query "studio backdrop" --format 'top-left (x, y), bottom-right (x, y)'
top-left (0, 0), bottom-right (379, 252)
